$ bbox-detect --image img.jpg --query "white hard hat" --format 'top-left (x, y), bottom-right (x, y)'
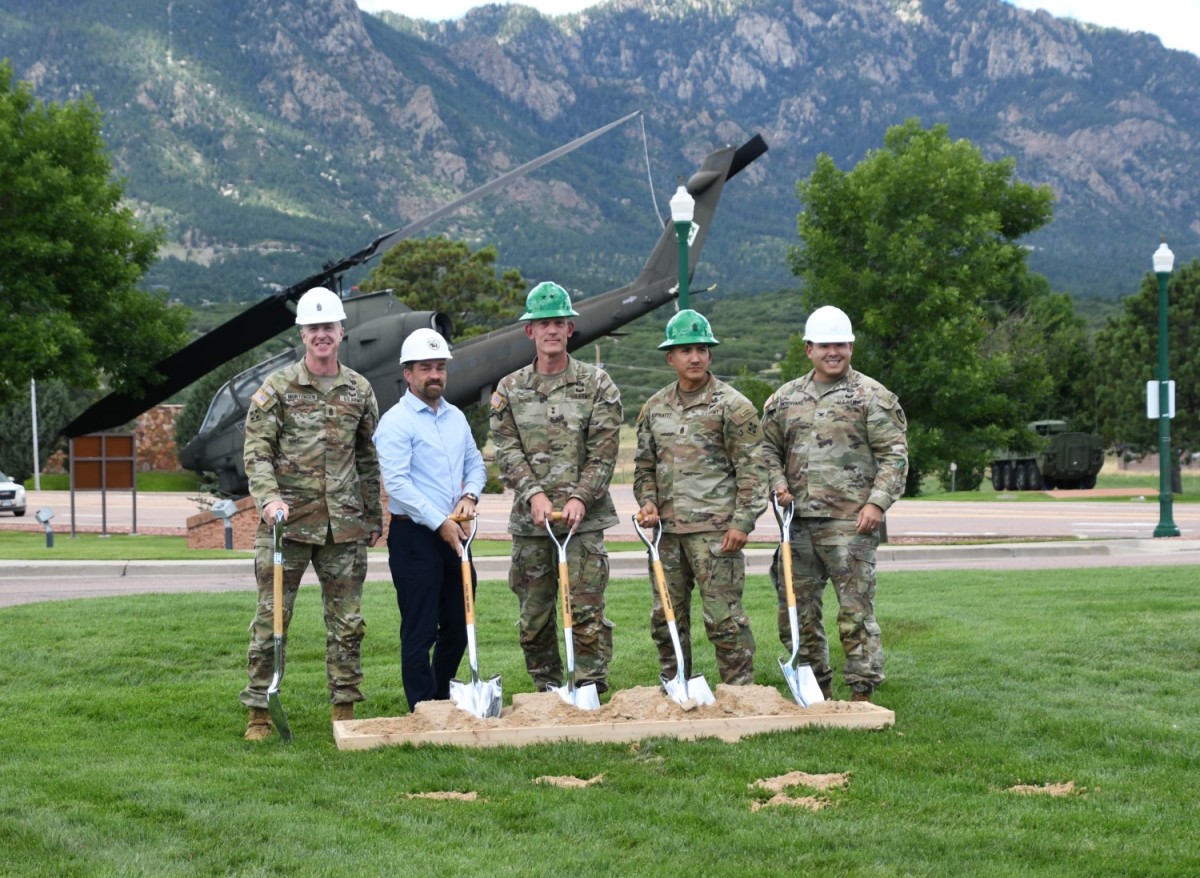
top-left (400, 328), bottom-right (454, 364)
top-left (294, 287), bottom-right (348, 325)
top-left (803, 305), bottom-right (855, 343)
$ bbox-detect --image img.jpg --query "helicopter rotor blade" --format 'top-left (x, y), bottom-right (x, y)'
top-left (63, 111), bottom-right (643, 438)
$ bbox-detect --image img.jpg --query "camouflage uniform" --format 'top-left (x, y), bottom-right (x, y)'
top-left (491, 356), bottom-right (621, 692)
top-left (634, 374), bottom-right (765, 684)
top-left (239, 359), bottom-right (383, 710)
top-left (761, 367), bottom-right (907, 695)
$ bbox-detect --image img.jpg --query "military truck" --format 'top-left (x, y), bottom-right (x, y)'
top-left (989, 420), bottom-right (1105, 491)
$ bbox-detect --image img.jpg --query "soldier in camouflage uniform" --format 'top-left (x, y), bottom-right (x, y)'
top-left (761, 306), bottom-right (907, 703)
top-left (490, 282), bottom-right (621, 694)
top-left (634, 310), bottom-right (764, 684)
top-left (239, 287), bottom-right (383, 740)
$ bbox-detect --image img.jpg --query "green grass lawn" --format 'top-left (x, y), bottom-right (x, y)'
top-left (2, 565), bottom-right (1198, 876)
top-left (920, 470), bottom-right (1200, 501)
top-left (29, 471), bottom-right (202, 492)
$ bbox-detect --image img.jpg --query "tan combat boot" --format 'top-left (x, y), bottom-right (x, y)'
top-left (332, 702), bottom-right (354, 723)
top-left (850, 688), bottom-right (873, 703)
top-left (244, 707), bottom-right (272, 741)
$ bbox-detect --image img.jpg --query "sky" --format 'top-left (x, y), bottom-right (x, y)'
top-left (355, 0), bottom-right (1200, 57)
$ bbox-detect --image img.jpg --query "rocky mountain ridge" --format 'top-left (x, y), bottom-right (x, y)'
top-left (2, 0), bottom-right (1197, 306)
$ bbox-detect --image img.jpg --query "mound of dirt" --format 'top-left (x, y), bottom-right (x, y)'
top-left (350, 684), bottom-right (871, 737)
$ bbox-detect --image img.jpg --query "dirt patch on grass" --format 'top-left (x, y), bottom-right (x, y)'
top-left (1006, 781), bottom-right (1081, 797)
top-left (752, 771), bottom-right (850, 793)
top-left (534, 775), bottom-right (604, 788)
top-left (404, 791), bottom-right (481, 801)
top-left (749, 770), bottom-right (850, 812)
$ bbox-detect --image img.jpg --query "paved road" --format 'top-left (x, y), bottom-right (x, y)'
top-left (4, 485), bottom-right (1197, 541)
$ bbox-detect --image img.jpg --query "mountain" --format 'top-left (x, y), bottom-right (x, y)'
top-left (3, 0), bottom-right (1198, 308)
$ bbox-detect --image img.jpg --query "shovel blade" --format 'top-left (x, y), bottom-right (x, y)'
top-left (549, 680), bottom-right (600, 711)
top-left (779, 657), bottom-right (824, 707)
top-left (266, 636), bottom-right (292, 742)
top-left (661, 671), bottom-right (715, 707)
top-left (449, 674), bottom-right (504, 719)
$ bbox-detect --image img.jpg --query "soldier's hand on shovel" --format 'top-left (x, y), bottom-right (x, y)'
top-left (637, 501), bottom-right (659, 528)
top-left (772, 483), bottom-right (793, 508)
top-left (263, 499), bottom-right (289, 523)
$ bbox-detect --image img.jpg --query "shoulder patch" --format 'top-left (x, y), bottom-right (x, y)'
top-left (876, 390), bottom-right (901, 410)
top-left (251, 387), bottom-right (275, 409)
top-left (490, 390), bottom-right (507, 410)
top-left (763, 392), bottom-right (777, 410)
top-left (730, 401), bottom-right (757, 426)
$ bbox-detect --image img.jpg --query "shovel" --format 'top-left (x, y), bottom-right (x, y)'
top-left (632, 515), bottom-right (716, 707)
top-left (448, 513), bottom-right (503, 718)
top-left (544, 514), bottom-right (600, 711)
top-left (772, 496), bottom-right (825, 707)
top-left (266, 509), bottom-right (293, 742)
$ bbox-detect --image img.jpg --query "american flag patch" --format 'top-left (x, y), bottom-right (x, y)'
top-left (490, 391), bottom-right (503, 409)
top-left (252, 388), bottom-right (270, 407)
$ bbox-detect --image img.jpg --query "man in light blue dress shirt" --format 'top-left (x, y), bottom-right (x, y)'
top-left (373, 328), bottom-right (487, 711)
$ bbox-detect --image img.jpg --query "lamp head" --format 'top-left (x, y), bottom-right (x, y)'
top-left (1153, 242), bottom-right (1175, 274)
top-left (34, 507), bottom-right (54, 525)
top-left (669, 184), bottom-right (694, 224)
top-left (211, 499), bottom-right (238, 520)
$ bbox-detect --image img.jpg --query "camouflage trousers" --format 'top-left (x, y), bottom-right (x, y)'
top-left (768, 517), bottom-right (884, 693)
top-left (651, 532), bottom-right (755, 684)
top-left (509, 532), bottom-right (613, 692)
top-left (240, 531), bottom-right (368, 709)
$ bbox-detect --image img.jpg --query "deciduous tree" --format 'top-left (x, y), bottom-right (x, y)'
top-left (359, 237), bottom-right (526, 339)
top-left (789, 119), bottom-right (1057, 493)
top-left (0, 61), bottom-right (188, 407)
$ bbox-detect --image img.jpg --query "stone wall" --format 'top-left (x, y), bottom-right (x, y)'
top-left (187, 488), bottom-right (397, 549)
top-left (186, 496), bottom-right (260, 549)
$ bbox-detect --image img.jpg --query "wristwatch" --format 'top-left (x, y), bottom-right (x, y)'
top-left (461, 492), bottom-right (479, 504)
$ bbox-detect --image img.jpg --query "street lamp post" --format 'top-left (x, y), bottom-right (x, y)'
top-left (1152, 241), bottom-right (1179, 537)
top-left (669, 182), bottom-right (695, 310)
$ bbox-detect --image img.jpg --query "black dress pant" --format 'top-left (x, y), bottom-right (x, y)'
top-left (387, 516), bottom-right (473, 710)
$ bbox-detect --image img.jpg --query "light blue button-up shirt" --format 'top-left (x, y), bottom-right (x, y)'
top-left (373, 391), bottom-right (487, 531)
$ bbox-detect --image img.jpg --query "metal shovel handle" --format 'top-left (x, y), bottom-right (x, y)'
top-left (450, 513), bottom-right (478, 625)
top-left (545, 515), bottom-right (575, 628)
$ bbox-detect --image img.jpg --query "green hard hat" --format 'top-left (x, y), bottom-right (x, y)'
top-left (519, 281), bottom-right (579, 320)
top-left (658, 309), bottom-right (720, 349)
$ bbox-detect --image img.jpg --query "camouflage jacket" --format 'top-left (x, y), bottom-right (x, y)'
top-left (490, 356), bottom-right (621, 536)
top-left (761, 368), bottom-right (907, 520)
top-left (243, 359), bottom-right (383, 544)
top-left (634, 374), bottom-right (766, 535)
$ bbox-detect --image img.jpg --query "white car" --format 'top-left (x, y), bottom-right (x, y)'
top-left (0, 471), bottom-right (26, 516)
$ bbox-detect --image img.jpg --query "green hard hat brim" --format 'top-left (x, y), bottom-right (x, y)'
top-left (659, 335), bottom-right (719, 349)
top-left (520, 307), bottom-right (580, 320)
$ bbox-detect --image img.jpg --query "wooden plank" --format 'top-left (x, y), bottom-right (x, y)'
top-left (333, 703), bottom-right (895, 751)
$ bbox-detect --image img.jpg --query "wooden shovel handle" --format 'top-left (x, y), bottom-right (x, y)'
top-left (650, 559), bottom-right (677, 624)
top-left (273, 559), bottom-right (285, 637)
top-left (460, 558), bottom-right (475, 626)
top-left (780, 538), bottom-right (796, 610)
top-left (558, 560), bottom-right (573, 628)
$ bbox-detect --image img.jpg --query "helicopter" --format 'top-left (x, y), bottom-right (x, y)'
top-left (65, 125), bottom-right (768, 496)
